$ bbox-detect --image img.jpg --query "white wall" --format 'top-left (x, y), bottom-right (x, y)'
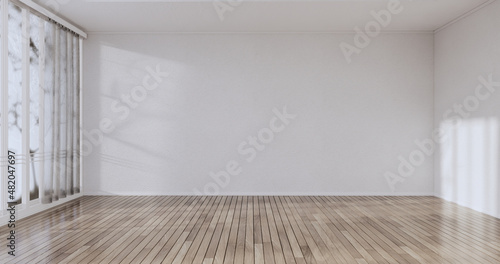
top-left (434, 0), bottom-right (500, 218)
top-left (83, 33), bottom-right (434, 195)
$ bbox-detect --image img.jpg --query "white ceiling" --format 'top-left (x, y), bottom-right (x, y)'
top-left (32, 0), bottom-right (492, 33)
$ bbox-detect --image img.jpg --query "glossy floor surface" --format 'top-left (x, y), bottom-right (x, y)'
top-left (0, 196), bottom-right (499, 263)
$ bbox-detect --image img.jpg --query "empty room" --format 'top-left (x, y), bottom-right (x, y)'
top-left (0, 0), bottom-right (499, 263)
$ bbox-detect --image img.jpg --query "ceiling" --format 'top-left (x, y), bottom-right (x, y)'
top-left (32, 0), bottom-right (492, 33)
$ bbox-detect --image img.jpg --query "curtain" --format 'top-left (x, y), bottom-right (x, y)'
top-left (41, 19), bottom-right (81, 203)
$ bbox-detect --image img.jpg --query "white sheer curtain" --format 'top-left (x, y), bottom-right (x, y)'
top-left (41, 19), bottom-right (81, 203)
top-left (1, 1), bottom-right (81, 206)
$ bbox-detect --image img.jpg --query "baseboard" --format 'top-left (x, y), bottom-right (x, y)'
top-left (84, 191), bottom-right (435, 196)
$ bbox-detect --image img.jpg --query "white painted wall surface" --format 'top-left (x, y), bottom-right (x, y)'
top-left (434, 0), bottom-right (500, 218)
top-left (83, 33), bottom-right (434, 195)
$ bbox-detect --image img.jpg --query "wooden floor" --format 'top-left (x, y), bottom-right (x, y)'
top-left (1, 196), bottom-right (499, 263)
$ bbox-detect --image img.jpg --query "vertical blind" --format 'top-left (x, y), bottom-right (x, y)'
top-left (1, 0), bottom-right (82, 207)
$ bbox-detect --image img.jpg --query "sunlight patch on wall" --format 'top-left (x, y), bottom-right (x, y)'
top-left (439, 117), bottom-right (499, 217)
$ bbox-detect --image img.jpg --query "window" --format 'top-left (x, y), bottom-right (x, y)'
top-left (0, 0), bottom-right (83, 213)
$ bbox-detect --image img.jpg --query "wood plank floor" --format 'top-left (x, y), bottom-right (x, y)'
top-left (1, 196), bottom-right (499, 263)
